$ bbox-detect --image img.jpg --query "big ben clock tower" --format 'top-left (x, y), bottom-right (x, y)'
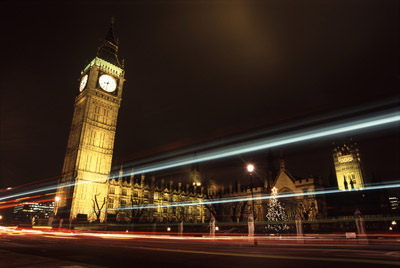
top-left (55, 19), bottom-right (125, 222)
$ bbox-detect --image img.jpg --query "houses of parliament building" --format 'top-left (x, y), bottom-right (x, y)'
top-left (54, 21), bottom-right (364, 227)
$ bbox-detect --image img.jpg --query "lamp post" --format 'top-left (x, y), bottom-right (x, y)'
top-left (247, 164), bottom-right (257, 246)
top-left (247, 164), bottom-right (256, 220)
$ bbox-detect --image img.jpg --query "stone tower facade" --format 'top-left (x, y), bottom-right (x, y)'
top-left (55, 20), bottom-right (125, 222)
top-left (333, 141), bottom-right (364, 191)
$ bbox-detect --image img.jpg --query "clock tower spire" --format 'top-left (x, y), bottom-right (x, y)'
top-left (55, 20), bottom-right (125, 222)
top-left (97, 17), bottom-right (121, 68)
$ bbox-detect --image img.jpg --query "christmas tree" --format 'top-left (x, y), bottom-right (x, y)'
top-left (265, 187), bottom-right (289, 233)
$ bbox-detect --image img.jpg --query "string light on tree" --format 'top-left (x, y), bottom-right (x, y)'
top-left (265, 186), bottom-right (289, 233)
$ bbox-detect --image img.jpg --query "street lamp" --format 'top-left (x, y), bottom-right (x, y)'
top-left (247, 164), bottom-right (254, 173)
top-left (55, 196), bottom-right (60, 202)
top-left (247, 164), bottom-right (257, 245)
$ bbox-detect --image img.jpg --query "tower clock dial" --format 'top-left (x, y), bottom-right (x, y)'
top-left (99, 74), bottom-right (117, 92)
top-left (79, 74), bottom-right (88, 92)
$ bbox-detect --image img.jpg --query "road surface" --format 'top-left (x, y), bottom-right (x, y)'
top-left (0, 228), bottom-right (399, 268)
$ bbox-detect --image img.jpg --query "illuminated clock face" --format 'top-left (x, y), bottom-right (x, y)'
top-left (98, 74), bottom-right (117, 92)
top-left (79, 74), bottom-right (88, 92)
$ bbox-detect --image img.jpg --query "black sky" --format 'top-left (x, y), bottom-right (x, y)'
top-left (0, 0), bottom-right (399, 188)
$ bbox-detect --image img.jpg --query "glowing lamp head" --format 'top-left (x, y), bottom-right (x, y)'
top-left (0, 215), bottom-right (3, 220)
top-left (55, 196), bottom-right (60, 202)
top-left (167, 227), bottom-right (171, 232)
top-left (392, 220), bottom-right (397, 225)
top-left (196, 182), bottom-right (201, 187)
top-left (247, 164), bottom-right (254, 173)
top-left (215, 226), bottom-right (219, 231)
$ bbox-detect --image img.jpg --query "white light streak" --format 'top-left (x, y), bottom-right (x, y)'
top-left (110, 182), bottom-right (400, 212)
top-left (0, 111), bottom-right (399, 202)
top-left (115, 111), bottom-right (400, 177)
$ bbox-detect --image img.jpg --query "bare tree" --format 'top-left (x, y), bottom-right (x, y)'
top-left (231, 201), bottom-right (248, 222)
top-left (130, 195), bottom-right (145, 224)
top-left (93, 194), bottom-right (106, 222)
top-left (204, 190), bottom-right (225, 222)
top-left (177, 206), bottom-right (186, 222)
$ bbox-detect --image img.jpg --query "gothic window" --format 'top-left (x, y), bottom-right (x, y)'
top-left (100, 133), bottom-right (105, 148)
top-left (133, 190), bottom-right (138, 197)
top-left (144, 192), bottom-right (149, 199)
top-left (93, 106), bottom-right (100, 121)
top-left (107, 198), bottom-right (113, 209)
top-left (109, 187), bottom-right (115, 194)
top-left (120, 199), bottom-right (126, 208)
top-left (122, 189), bottom-right (127, 196)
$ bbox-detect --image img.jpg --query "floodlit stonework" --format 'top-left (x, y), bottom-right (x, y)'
top-left (55, 22), bottom-right (323, 225)
top-left (106, 168), bottom-right (208, 224)
top-left (333, 141), bottom-right (365, 191)
top-left (55, 20), bottom-right (125, 222)
top-left (272, 159), bottom-right (322, 221)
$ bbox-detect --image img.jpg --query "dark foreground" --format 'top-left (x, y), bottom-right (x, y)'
top-left (0, 229), bottom-right (399, 268)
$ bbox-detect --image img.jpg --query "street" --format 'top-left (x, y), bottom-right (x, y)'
top-left (0, 228), bottom-right (399, 268)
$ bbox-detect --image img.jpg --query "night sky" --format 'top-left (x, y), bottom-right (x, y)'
top-left (1, 0), bottom-right (399, 189)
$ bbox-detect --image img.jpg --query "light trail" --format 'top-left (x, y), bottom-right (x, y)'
top-left (0, 176), bottom-right (59, 193)
top-left (118, 111), bottom-right (399, 177)
top-left (110, 181), bottom-right (400, 211)
top-left (0, 109), bottom-right (399, 202)
top-left (0, 192), bottom-right (58, 210)
top-left (0, 198), bottom-right (56, 210)
top-left (109, 99), bottom-right (399, 174)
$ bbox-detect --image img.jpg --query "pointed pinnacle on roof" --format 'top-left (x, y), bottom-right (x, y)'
top-left (96, 18), bottom-right (121, 67)
top-left (105, 18), bottom-right (117, 45)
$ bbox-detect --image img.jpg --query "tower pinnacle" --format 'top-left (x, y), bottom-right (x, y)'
top-left (97, 18), bottom-right (121, 67)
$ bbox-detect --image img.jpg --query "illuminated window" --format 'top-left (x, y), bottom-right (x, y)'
top-left (109, 187), bottom-right (115, 194)
top-left (122, 189), bottom-right (127, 196)
top-left (107, 199), bottom-right (113, 208)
